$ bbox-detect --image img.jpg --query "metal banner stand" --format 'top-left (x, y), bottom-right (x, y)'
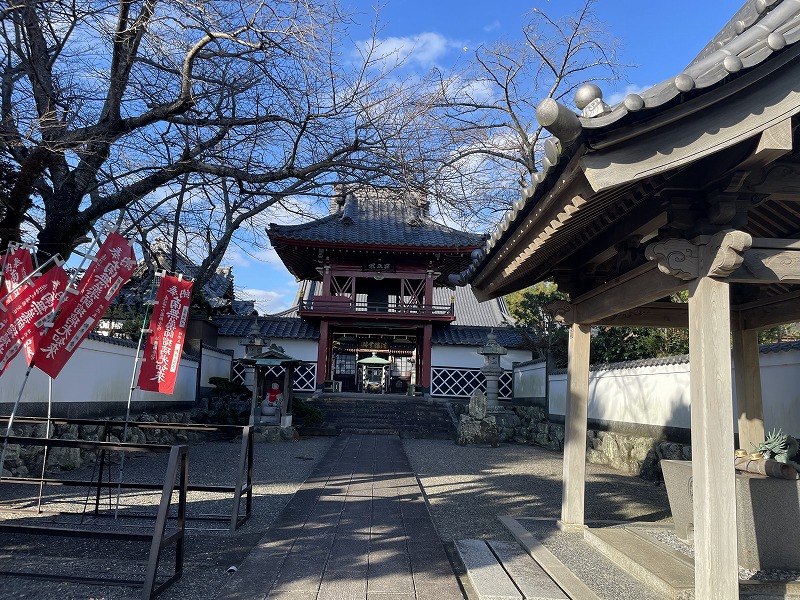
top-left (114, 271), bottom-right (160, 518)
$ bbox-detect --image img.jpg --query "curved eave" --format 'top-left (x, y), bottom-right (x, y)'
top-left (269, 236), bottom-right (483, 254)
top-left (471, 32), bottom-right (800, 299)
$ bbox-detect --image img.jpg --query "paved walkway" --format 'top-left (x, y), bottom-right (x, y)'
top-left (219, 434), bottom-right (465, 599)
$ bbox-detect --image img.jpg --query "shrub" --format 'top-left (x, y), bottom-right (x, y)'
top-left (293, 398), bottom-right (324, 425)
top-left (208, 377), bottom-right (250, 397)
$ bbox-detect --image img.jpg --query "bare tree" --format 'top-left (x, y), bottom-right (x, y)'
top-left (0, 0), bottom-right (433, 286)
top-left (420, 0), bottom-right (624, 230)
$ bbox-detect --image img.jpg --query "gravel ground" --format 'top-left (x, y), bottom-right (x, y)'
top-left (402, 438), bottom-right (673, 542)
top-left (0, 436), bottom-right (675, 600)
top-left (0, 435), bottom-right (335, 600)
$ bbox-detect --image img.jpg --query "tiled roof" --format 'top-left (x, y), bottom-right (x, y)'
top-left (86, 332), bottom-right (199, 362)
top-left (432, 285), bottom-right (515, 328)
top-left (468, 0), bottom-right (800, 287)
top-left (431, 325), bottom-right (527, 349)
top-left (269, 190), bottom-right (484, 250)
top-left (212, 314), bottom-right (525, 348)
top-left (759, 341), bottom-right (800, 353)
top-left (129, 240), bottom-right (254, 313)
top-left (213, 315), bottom-right (319, 340)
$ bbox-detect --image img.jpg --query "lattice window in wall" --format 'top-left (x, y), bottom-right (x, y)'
top-left (499, 371), bottom-right (513, 400)
top-left (294, 363), bottom-right (317, 391)
top-left (430, 367), bottom-right (512, 400)
top-left (257, 363), bottom-right (317, 392)
top-left (232, 361), bottom-right (248, 384)
top-left (430, 367), bottom-right (483, 398)
top-left (392, 356), bottom-right (413, 377)
top-left (334, 354), bottom-right (356, 376)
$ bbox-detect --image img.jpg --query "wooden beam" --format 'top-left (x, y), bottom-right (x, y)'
top-left (570, 262), bottom-right (687, 325)
top-left (593, 302), bottom-right (688, 327)
top-left (729, 248), bottom-right (800, 284)
top-left (736, 290), bottom-right (800, 330)
top-left (560, 323), bottom-right (591, 528)
top-left (688, 275), bottom-right (739, 600)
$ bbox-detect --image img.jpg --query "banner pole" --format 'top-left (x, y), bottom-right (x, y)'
top-left (114, 271), bottom-right (160, 518)
top-left (0, 363), bottom-right (35, 481)
top-left (36, 376), bottom-right (53, 511)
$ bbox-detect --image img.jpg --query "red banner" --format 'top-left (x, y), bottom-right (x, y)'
top-left (0, 264), bottom-right (69, 376)
top-left (34, 233), bottom-right (137, 379)
top-left (2, 246), bottom-right (34, 305)
top-left (7, 264), bottom-right (70, 366)
top-left (137, 275), bottom-right (193, 394)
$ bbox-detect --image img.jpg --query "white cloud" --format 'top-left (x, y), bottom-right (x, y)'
top-left (239, 286), bottom-right (296, 314)
top-left (459, 78), bottom-right (497, 103)
top-left (367, 32), bottom-right (463, 70)
top-left (223, 248), bottom-right (252, 268)
top-left (607, 83), bottom-right (653, 106)
top-left (252, 246), bottom-right (284, 266)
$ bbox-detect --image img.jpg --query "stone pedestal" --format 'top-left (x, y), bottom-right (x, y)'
top-left (662, 459), bottom-right (800, 570)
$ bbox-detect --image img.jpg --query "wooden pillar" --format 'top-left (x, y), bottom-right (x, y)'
top-left (688, 275), bottom-right (739, 600)
top-left (283, 364), bottom-right (294, 415)
top-left (316, 321), bottom-right (329, 387)
top-left (424, 269), bottom-right (433, 309)
top-left (322, 264), bottom-right (332, 296)
top-left (421, 324), bottom-right (432, 391)
top-left (250, 366), bottom-right (260, 425)
top-left (733, 329), bottom-right (765, 451)
top-left (560, 322), bottom-right (591, 527)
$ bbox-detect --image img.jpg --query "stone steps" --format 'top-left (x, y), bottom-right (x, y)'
top-left (455, 538), bottom-right (568, 600)
top-left (301, 397), bottom-right (456, 439)
top-left (583, 527), bottom-right (694, 599)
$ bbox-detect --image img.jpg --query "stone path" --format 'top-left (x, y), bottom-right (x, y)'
top-left (219, 434), bottom-right (464, 599)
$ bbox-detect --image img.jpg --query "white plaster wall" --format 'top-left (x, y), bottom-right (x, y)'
top-left (215, 337), bottom-right (242, 358)
top-left (271, 339), bottom-right (319, 362)
top-left (738, 350), bottom-right (800, 436)
top-left (547, 363), bottom-right (692, 429)
top-left (536, 348), bottom-right (800, 435)
top-left (216, 337), bottom-right (318, 362)
top-left (200, 347), bottom-right (232, 387)
top-left (514, 360), bottom-right (547, 399)
top-left (0, 337), bottom-right (198, 406)
top-left (431, 345), bottom-right (529, 370)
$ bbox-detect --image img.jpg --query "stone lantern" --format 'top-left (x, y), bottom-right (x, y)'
top-left (478, 330), bottom-right (507, 409)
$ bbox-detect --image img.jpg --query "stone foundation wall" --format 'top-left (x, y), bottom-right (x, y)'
top-left (452, 403), bottom-right (692, 480)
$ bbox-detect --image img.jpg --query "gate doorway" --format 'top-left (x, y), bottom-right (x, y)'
top-left (330, 332), bottom-right (417, 393)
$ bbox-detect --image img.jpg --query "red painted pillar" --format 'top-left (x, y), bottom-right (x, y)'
top-left (421, 323), bottom-right (432, 392)
top-left (316, 320), bottom-right (329, 388)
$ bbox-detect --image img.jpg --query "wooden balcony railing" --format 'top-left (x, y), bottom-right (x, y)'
top-left (298, 296), bottom-right (455, 321)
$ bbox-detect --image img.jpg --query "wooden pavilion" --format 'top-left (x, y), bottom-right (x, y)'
top-left (267, 186), bottom-right (495, 394)
top-left (468, 1), bottom-right (800, 598)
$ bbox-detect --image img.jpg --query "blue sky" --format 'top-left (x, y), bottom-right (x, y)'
top-left (234, 0), bottom-right (744, 314)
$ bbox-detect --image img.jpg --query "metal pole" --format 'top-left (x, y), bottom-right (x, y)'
top-left (36, 376), bottom-right (53, 511)
top-left (114, 272), bottom-right (160, 518)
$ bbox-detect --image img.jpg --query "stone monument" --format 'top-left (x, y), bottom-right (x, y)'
top-left (478, 331), bottom-right (507, 410)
